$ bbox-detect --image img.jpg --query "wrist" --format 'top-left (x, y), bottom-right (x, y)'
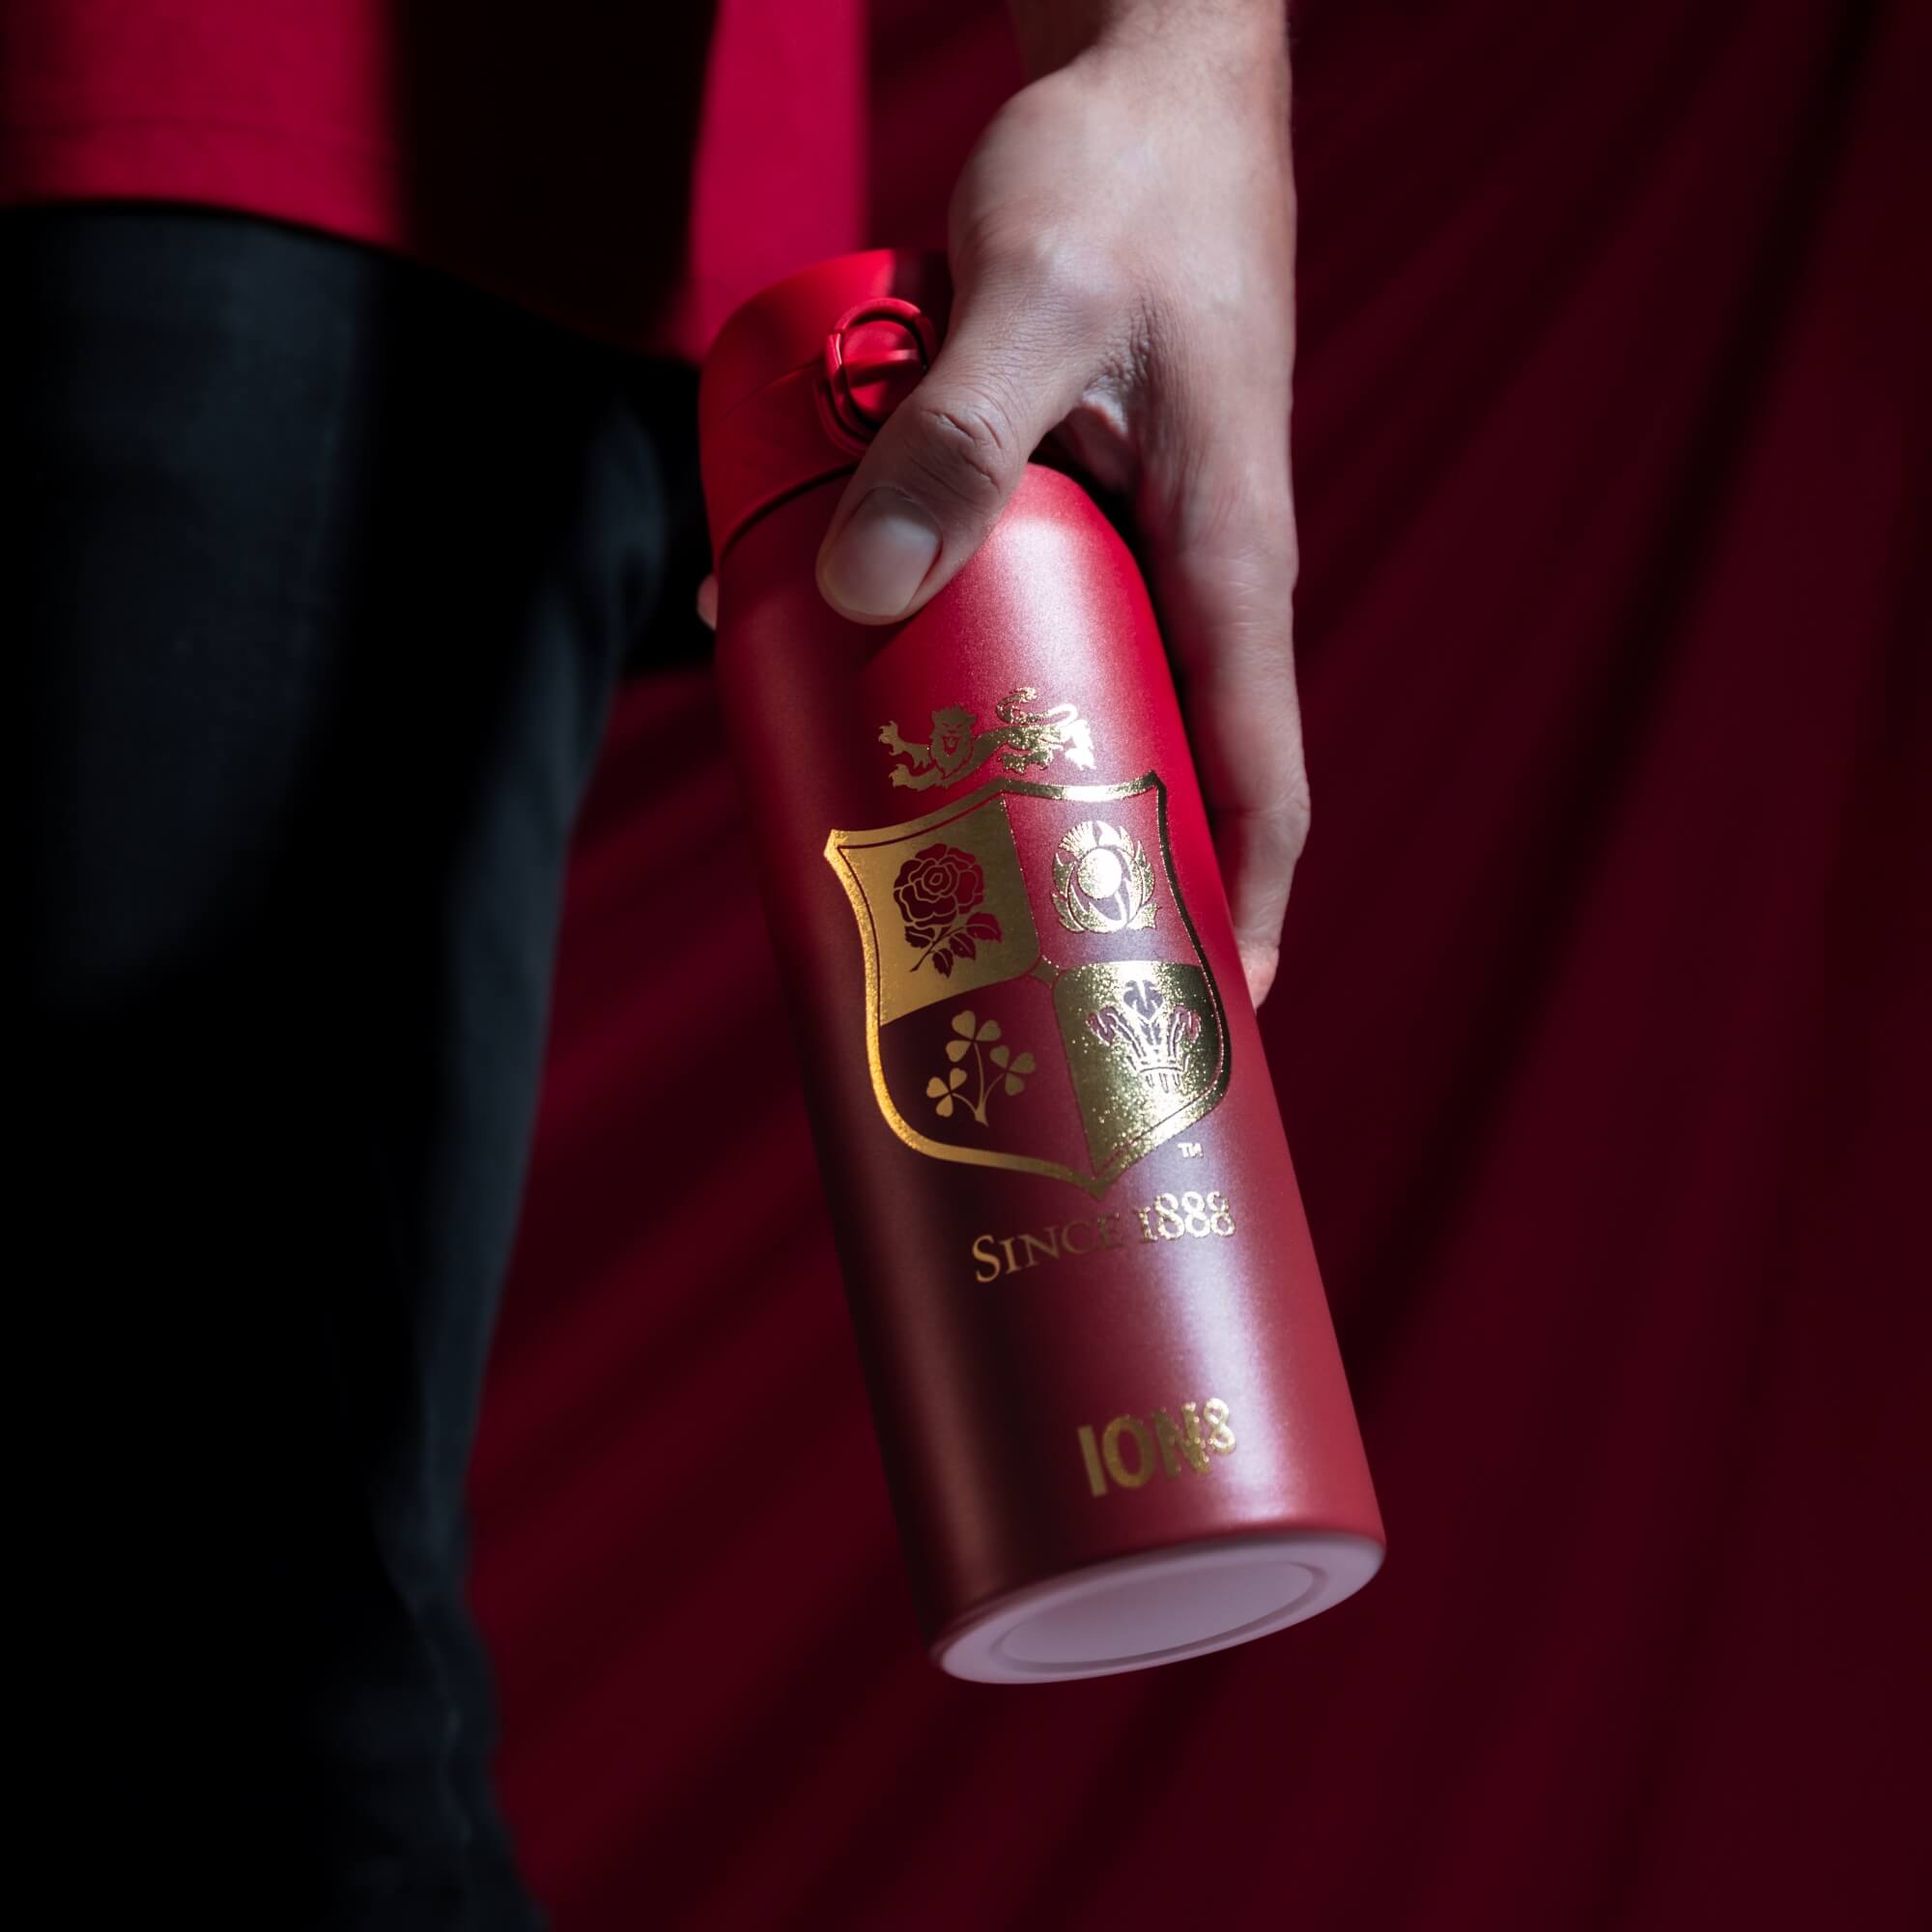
top-left (1007, 0), bottom-right (1287, 84)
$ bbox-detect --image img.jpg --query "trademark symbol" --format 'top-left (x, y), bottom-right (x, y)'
top-left (1179, 1141), bottom-right (1202, 1157)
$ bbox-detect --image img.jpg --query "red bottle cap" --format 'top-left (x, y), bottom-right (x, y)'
top-left (699, 249), bottom-right (953, 566)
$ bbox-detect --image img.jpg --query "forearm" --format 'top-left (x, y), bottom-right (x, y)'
top-left (1005, 0), bottom-right (1287, 82)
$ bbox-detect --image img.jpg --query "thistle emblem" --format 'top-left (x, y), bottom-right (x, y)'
top-left (1084, 980), bottom-right (1204, 1097)
top-left (1051, 821), bottom-right (1156, 934)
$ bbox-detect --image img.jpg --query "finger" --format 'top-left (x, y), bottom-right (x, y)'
top-left (1142, 435), bottom-right (1306, 1009)
top-left (696, 574), bottom-right (718, 630)
top-left (816, 254), bottom-right (1100, 624)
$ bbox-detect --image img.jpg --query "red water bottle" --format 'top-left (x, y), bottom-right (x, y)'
top-left (701, 250), bottom-right (1382, 1682)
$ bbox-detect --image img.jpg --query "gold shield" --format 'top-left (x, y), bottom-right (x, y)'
top-left (824, 773), bottom-right (1231, 1195)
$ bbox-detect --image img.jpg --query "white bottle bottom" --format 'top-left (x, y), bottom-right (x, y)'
top-left (931, 1532), bottom-right (1384, 1684)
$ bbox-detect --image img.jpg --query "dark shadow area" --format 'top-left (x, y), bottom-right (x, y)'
top-left (387, 3), bottom-right (720, 679)
top-left (390, 1), bottom-right (719, 352)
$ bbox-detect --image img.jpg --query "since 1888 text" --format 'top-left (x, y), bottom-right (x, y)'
top-left (970, 1189), bottom-right (1236, 1283)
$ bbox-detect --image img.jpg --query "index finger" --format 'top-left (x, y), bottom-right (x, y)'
top-left (1140, 436), bottom-right (1306, 1009)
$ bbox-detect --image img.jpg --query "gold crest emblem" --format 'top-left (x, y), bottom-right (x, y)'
top-left (825, 773), bottom-right (1229, 1195)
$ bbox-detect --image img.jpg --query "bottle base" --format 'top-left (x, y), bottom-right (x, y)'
top-left (930, 1531), bottom-right (1384, 1684)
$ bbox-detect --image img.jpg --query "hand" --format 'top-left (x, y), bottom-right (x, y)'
top-left (819, 9), bottom-right (1304, 1008)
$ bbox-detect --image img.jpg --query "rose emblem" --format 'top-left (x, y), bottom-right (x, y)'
top-left (892, 841), bottom-right (1003, 976)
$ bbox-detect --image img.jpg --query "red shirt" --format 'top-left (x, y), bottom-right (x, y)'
top-left (0, 0), bottom-right (867, 361)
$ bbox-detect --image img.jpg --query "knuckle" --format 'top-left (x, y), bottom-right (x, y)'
top-left (957, 213), bottom-right (1059, 288)
top-left (1206, 672), bottom-right (1310, 867)
top-left (1173, 455), bottom-right (1296, 570)
top-left (1251, 786), bottom-right (1312, 878)
top-left (1279, 768), bottom-right (1312, 861)
top-left (1243, 753), bottom-right (1311, 864)
top-left (955, 209), bottom-right (1136, 351)
top-left (899, 393), bottom-right (1015, 516)
top-left (1010, 231), bottom-right (1131, 338)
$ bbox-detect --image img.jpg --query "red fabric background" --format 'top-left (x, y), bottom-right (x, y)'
top-left (472, 1), bottom-right (1930, 1926)
top-left (0, 0), bottom-right (865, 361)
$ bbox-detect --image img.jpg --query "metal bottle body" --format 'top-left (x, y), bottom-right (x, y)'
top-left (712, 458), bottom-right (1383, 1670)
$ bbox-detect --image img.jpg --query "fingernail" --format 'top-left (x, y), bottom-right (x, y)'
top-left (821, 490), bottom-right (941, 618)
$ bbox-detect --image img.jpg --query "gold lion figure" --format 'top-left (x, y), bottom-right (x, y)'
top-left (879, 688), bottom-right (1096, 790)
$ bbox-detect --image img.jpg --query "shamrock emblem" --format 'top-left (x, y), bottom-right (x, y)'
top-left (926, 1009), bottom-right (1036, 1126)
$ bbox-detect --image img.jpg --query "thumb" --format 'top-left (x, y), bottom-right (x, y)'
top-left (816, 265), bottom-right (1094, 624)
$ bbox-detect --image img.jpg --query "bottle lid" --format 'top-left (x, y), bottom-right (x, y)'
top-left (699, 249), bottom-right (953, 566)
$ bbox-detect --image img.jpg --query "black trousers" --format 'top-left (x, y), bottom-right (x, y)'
top-left (12, 206), bottom-right (698, 1927)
